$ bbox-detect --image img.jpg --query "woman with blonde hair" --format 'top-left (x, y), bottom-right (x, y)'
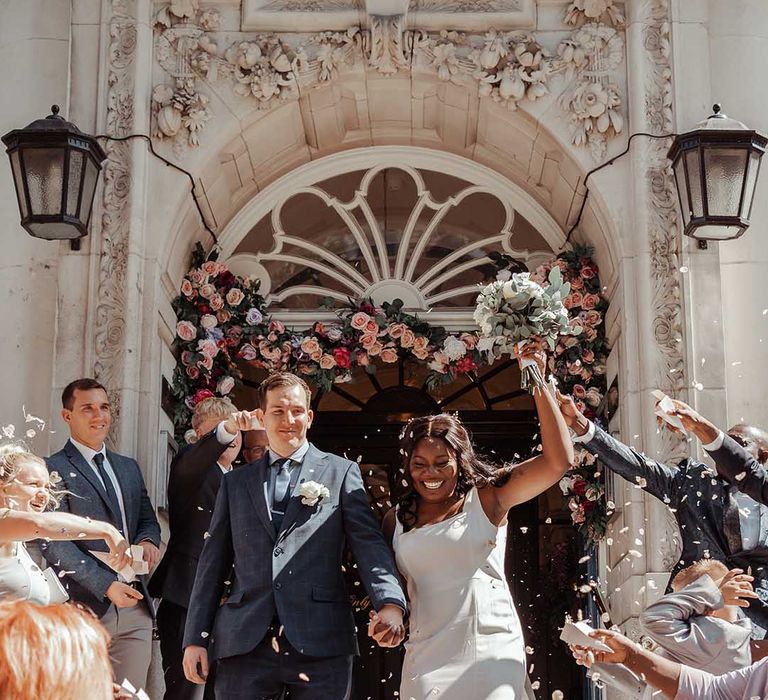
top-left (0, 444), bottom-right (130, 604)
top-left (0, 599), bottom-right (115, 699)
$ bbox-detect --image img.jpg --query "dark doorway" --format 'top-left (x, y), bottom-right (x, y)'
top-left (301, 359), bottom-right (584, 699)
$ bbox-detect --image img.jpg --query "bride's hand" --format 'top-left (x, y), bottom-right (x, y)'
top-left (513, 338), bottom-right (548, 377)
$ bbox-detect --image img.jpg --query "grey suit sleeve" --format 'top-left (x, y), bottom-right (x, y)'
top-left (41, 491), bottom-right (117, 601)
top-left (340, 462), bottom-right (407, 613)
top-left (709, 434), bottom-right (768, 506)
top-left (584, 426), bottom-right (682, 506)
top-left (639, 574), bottom-right (726, 667)
top-left (588, 662), bottom-right (646, 697)
top-left (183, 474), bottom-right (234, 649)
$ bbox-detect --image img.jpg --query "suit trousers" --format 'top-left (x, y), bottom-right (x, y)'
top-left (101, 602), bottom-right (154, 692)
top-left (214, 622), bottom-right (352, 700)
top-left (157, 601), bottom-right (218, 700)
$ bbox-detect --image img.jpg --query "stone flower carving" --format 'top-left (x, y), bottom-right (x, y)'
top-left (565, 0), bottom-right (625, 26)
top-left (169, 0), bottom-right (198, 21)
top-left (224, 39), bottom-right (297, 105)
top-left (198, 9), bottom-right (220, 31)
top-left (472, 31), bottom-right (552, 109)
top-left (302, 28), bottom-right (361, 82)
top-left (153, 78), bottom-right (211, 146)
top-left (557, 24), bottom-right (625, 160)
top-left (432, 40), bottom-right (461, 82)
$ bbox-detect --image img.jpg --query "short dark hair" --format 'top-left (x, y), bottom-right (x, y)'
top-left (61, 379), bottom-right (108, 410)
top-left (257, 372), bottom-right (311, 410)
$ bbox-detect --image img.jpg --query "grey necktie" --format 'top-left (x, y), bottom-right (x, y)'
top-left (93, 453), bottom-right (123, 534)
top-left (272, 458), bottom-right (292, 532)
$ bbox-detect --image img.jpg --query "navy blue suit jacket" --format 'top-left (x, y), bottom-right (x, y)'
top-left (43, 440), bottom-right (161, 618)
top-left (183, 443), bottom-right (406, 659)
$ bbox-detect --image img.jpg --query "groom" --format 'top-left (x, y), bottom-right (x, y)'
top-left (183, 372), bottom-right (407, 699)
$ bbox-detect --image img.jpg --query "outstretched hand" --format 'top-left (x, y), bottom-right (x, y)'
top-left (556, 391), bottom-right (589, 437)
top-left (223, 410), bottom-right (259, 435)
top-left (587, 628), bottom-right (635, 665)
top-left (654, 397), bottom-right (720, 444)
top-left (717, 569), bottom-right (758, 608)
top-left (368, 605), bottom-right (405, 648)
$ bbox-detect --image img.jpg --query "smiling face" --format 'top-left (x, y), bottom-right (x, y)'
top-left (256, 384), bottom-right (313, 457)
top-left (62, 387), bottom-right (111, 451)
top-left (408, 436), bottom-right (460, 503)
top-left (1, 459), bottom-right (51, 512)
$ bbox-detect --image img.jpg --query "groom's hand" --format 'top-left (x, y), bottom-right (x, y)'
top-left (183, 645), bottom-right (209, 685)
top-left (557, 392), bottom-right (590, 437)
top-left (368, 604), bottom-right (405, 648)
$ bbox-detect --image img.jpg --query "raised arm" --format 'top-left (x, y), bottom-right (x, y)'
top-left (559, 394), bottom-right (682, 505)
top-left (661, 399), bottom-right (768, 506)
top-left (639, 572), bottom-right (754, 667)
top-left (484, 346), bottom-right (574, 519)
top-left (586, 629), bottom-right (682, 699)
top-left (0, 509), bottom-right (129, 568)
top-left (709, 435), bottom-right (768, 505)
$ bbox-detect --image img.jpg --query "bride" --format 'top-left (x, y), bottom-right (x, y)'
top-left (375, 343), bottom-right (574, 699)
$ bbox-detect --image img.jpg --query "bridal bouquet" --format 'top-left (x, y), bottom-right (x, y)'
top-left (474, 266), bottom-right (578, 392)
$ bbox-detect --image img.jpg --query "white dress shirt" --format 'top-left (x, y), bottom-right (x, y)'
top-left (69, 438), bottom-right (129, 536)
top-left (573, 423), bottom-right (768, 551)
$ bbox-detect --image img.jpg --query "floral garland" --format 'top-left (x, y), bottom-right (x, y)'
top-left (170, 243), bottom-right (611, 542)
top-left (531, 247), bottom-right (612, 543)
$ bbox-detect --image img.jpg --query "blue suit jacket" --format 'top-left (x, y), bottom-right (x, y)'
top-left (183, 443), bottom-right (406, 659)
top-left (585, 427), bottom-right (768, 634)
top-left (42, 440), bottom-right (161, 618)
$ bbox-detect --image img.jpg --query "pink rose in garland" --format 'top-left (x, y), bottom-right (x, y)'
top-left (226, 288), bottom-right (245, 306)
top-left (380, 347), bottom-right (399, 363)
top-left (351, 312), bottom-right (370, 330)
top-left (177, 321), bottom-right (197, 341)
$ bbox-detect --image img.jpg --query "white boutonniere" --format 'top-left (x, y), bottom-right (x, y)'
top-left (298, 481), bottom-right (330, 507)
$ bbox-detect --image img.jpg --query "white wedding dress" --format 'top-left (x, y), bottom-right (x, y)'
top-left (393, 487), bottom-right (528, 700)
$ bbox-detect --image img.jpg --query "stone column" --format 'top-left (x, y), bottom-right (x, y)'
top-left (0, 1), bottom-right (71, 452)
top-left (604, 0), bottom-right (691, 637)
top-left (707, 0), bottom-right (768, 430)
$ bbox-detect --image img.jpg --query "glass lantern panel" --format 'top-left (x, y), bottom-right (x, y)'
top-left (703, 147), bottom-right (748, 217)
top-left (9, 150), bottom-right (28, 218)
top-left (685, 149), bottom-right (704, 219)
top-left (65, 150), bottom-right (85, 217)
top-left (27, 221), bottom-right (82, 240)
top-left (80, 156), bottom-right (101, 224)
top-left (22, 147), bottom-right (65, 216)
top-left (740, 151), bottom-right (762, 219)
top-left (672, 156), bottom-right (690, 225)
top-left (689, 222), bottom-right (743, 241)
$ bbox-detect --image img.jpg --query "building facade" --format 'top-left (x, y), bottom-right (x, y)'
top-left (1, 0), bottom-right (767, 695)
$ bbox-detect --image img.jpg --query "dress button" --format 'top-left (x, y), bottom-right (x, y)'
top-left (274, 582), bottom-right (282, 590)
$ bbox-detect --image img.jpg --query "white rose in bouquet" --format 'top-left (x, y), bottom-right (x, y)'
top-left (474, 266), bottom-right (580, 392)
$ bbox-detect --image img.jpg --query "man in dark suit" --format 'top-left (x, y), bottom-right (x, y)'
top-left (151, 396), bottom-right (263, 700)
top-left (559, 394), bottom-right (768, 637)
top-left (183, 372), bottom-right (407, 699)
top-left (43, 378), bottom-right (161, 690)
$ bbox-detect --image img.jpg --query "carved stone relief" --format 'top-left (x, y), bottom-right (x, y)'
top-left (641, 0), bottom-right (687, 464)
top-left (151, 0), bottom-right (627, 160)
top-left (94, 0), bottom-right (140, 442)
